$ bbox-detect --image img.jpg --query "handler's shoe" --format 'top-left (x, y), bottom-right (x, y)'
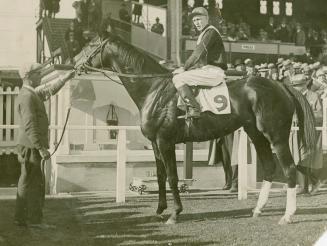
top-left (229, 183), bottom-right (238, 193)
top-left (14, 220), bottom-right (27, 227)
top-left (222, 183), bottom-right (232, 190)
top-left (310, 180), bottom-right (324, 195)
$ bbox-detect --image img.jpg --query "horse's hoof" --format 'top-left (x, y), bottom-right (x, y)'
top-left (252, 212), bottom-right (261, 218)
top-left (278, 216), bottom-right (293, 225)
top-left (165, 218), bottom-right (177, 225)
top-left (156, 214), bottom-right (165, 220)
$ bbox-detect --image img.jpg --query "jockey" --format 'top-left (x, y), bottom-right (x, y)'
top-left (172, 7), bottom-right (227, 119)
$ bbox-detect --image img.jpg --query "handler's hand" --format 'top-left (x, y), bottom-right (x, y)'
top-left (173, 67), bottom-right (185, 75)
top-left (39, 147), bottom-right (50, 160)
top-left (60, 70), bottom-right (76, 82)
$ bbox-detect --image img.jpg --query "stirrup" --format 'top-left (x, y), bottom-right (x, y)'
top-left (178, 107), bottom-right (201, 119)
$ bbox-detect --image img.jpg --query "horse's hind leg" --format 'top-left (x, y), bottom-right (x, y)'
top-left (244, 127), bottom-right (276, 217)
top-left (156, 138), bottom-right (183, 224)
top-left (152, 142), bottom-right (167, 218)
top-left (273, 141), bottom-right (297, 225)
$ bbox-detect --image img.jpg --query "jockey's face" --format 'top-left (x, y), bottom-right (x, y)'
top-left (192, 15), bottom-right (208, 31)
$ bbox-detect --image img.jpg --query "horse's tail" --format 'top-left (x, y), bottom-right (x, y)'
top-left (283, 84), bottom-right (317, 152)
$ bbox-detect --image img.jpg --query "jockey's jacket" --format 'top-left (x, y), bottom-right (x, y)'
top-left (184, 25), bottom-right (227, 71)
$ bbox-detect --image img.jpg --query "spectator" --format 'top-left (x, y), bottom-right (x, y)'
top-left (72, 1), bottom-right (86, 29)
top-left (66, 31), bottom-right (81, 62)
top-left (294, 23), bottom-right (306, 46)
top-left (219, 22), bottom-right (228, 39)
top-left (308, 30), bottom-right (325, 58)
top-left (236, 28), bottom-right (249, 41)
top-left (87, 0), bottom-right (99, 31)
top-left (151, 17), bottom-right (164, 35)
top-left (265, 16), bottom-right (276, 40)
top-left (49, 0), bottom-right (60, 18)
top-left (182, 9), bottom-right (191, 35)
top-left (132, 1), bottom-right (143, 24)
top-left (234, 59), bottom-right (245, 72)
top-left (258, 28), bottom-right (268, 42)
top-left (65, 20), bottom-right (84, 48)
top-left (119, 3), bottom-right (131, 23)
top-left (207, 0), bottom-right (222, 29)
top-left (244, 58), bottom-right (255, 75)
top-left (275, 18), bottom-right (290, 42)
top-left (291, 74), bottom-right (324, 195)
top-left (98, 16), bottom-right (116, 40)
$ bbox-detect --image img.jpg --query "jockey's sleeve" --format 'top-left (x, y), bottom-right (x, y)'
top-left (184, 29), bottom-right (218, 71)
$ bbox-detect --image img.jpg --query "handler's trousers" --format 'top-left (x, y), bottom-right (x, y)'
top-left (15, 145), bottom-right (45, 224)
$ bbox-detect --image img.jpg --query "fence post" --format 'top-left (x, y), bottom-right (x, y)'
top-left (5, 87), bottom-right (11, 142)
top-left (238, 128), bottom-right (248, 200)
top-left (116, 129), bottom-right (126, 203)
top-left (0, 87), bottom-right (3, 144)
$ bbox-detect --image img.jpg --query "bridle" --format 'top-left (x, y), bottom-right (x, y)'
top-left (77, 38), bottom-right (173, 84)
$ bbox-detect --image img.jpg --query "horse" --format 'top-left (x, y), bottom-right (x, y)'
top-left (77, 34), bottom-right (317, 225)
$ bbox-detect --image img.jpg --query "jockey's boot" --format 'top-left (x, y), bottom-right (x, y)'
top-left (177, 85), bottom-right (201, 119)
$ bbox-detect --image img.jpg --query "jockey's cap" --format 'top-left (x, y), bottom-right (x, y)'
top-left (189, 7), bottom-right (208, 19)
top-left (19, 62), bottom-right (42, 79)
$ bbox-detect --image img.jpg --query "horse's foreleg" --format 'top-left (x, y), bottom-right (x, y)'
top-left (244, 127), bottom-right (275, 217)
top-left (157, 139), bottom-right (182, 225)
top-left (152, 142), bottom-right (167, 217)
top-left (274, 143), bottom-right (297, 225)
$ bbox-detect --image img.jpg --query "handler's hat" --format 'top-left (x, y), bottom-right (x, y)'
top-left (189, 7), bottom-right (208, 19)
top-left (19, 62), bottom-right (42, 78)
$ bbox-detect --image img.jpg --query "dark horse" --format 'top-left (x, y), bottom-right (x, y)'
top-left (78, 34), bottom-right (316, 225)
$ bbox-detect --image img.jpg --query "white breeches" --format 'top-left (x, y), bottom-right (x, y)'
top-left (172, 65), bottom-right (226, 89)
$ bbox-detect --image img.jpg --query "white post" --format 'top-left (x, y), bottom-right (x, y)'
top-left (248, 142), bottom-right (257, 189)
top-left (238, 128), bottom-right (248, 200)
top-left (49, 95), bottom-right (58, 195)
top-left (116, 129), bottom-right (126, 203)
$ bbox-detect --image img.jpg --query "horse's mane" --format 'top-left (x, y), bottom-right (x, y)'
top-left (106, 34), bottom-right (167, 74)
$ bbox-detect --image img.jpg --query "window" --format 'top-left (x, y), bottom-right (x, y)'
top-left (273, 1), bottom-right (280, 15)
top-left (286, 2), bottom-right (293, 16)
top-left (260, 0), bottom-right (267, 14)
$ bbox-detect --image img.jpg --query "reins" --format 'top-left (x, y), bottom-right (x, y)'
top-left (78, 38), bottom-right (172, 83)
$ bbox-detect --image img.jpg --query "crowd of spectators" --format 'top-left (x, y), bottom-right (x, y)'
top-left (228, 55), bottom-right (327, 98)
top-left (182, 1), bottom-right (327, 59)
top-left (64, 0), bottom-right (102, 62)
top-left (39, 0), bottom-right (61, 18)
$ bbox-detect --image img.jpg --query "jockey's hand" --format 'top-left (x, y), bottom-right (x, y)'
top-left (173, 67), bottom-right (185, 75)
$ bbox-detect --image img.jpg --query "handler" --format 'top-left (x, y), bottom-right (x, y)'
top-left (172, 7), bottom-right (227, 119)
top-left (15, 63), bottom-right (75, 228)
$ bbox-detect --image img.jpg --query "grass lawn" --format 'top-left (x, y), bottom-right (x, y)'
top-left (0, 190), bottom-right (327, 246)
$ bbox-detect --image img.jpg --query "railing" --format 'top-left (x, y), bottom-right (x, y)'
top-left (0, 86), bottom-right (19, 154)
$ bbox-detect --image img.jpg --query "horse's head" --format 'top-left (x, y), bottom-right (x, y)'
top-left (82, 34), bottom-right (167, 76)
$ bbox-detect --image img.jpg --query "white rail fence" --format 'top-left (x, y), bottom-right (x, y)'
top-left (0, 87), bottom-right (19, 154)
top-left (1, 86), bottom-right (327, 202)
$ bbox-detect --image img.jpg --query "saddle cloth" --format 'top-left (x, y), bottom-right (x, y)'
top-left (177, 82), bottom-right (231, 115)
